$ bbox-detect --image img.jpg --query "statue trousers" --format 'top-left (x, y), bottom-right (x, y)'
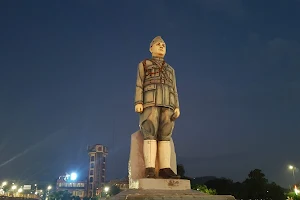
top-left (139, 106), bottom-right (174, 141)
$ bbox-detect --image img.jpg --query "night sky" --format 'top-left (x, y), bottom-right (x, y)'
top-left (0, 0), bottom-right (300, 187)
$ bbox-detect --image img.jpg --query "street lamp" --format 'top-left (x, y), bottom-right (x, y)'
top-left (104, 186), bottom-right (109, 193)
top-left (11, 185), bottom-right (17, 190)
top-left (34, 184), bottom-right (37, 194)
top-left (47, 186), bottom-right (52, 191)
top-left (289, 165), bottom-right (296, 184)
top-left (101, 186), bottom-right (110, 198)
top-left (70, 172), bottom-right (77, 181)
top-left (2, 182), bottom-right (7, 187)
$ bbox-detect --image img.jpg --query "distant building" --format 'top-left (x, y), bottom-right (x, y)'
top-left (87, 144), bottom-right (108, 197)
top-left (56, 174), bottom-right (87, 198)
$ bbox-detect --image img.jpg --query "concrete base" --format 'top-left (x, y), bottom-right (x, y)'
top-left (111, 179), bottom-right (235, 200)
top-left (128, 130), bottom-right (178, 189)
top-left (131, 178), bottom-right (191, 190)
top-left (110, 189), bottom-right (236, 200)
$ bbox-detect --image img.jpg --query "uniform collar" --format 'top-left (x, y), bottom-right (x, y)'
top-left (152, 56), bottom-right (164, 61)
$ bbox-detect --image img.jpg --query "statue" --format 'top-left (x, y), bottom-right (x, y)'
top-left (134, 36), bottom-right (180, 179)
top-left (110, 36), bottom-right (235, 200)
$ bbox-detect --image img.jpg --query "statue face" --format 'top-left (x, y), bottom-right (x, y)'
top-left (150, 42), bottom-right (166, 58)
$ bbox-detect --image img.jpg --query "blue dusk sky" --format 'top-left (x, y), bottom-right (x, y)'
top-left (0, 0), bottom-right (300, 187)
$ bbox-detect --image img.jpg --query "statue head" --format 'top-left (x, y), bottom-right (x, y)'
top-left (149, 36), bottom-right (166, 58)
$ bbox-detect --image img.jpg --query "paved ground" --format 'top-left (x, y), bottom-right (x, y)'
top-left (110, 189), bottom-right (235, 200)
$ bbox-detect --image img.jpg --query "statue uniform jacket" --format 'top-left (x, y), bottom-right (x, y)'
top-left (134, 57), bottom-right (179, 110)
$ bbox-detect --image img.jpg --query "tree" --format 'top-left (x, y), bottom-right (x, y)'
top-left (71, 196), bottom-right (81, 200)
top-left (176, 165), bottom-right (286, 199)
top-left (2, 185), bottom-right (9, 193)
top-left (177, 164), bottom-right (192, 179)
top-left (247, 169), bottom-right (268, 182)
top-left (231, 181), bottom-right (246, 199)
top-left (177, 164), bottom-right (186, 178)
top-left (205, 178), bottom-right (234, 195)
top-left (202, 169), bottom-right (285, 199)
top-left (108, 185), bottom-right (121, 196)
top-left (265, 182), bottom-right (285, 200)
top-left (243, 169), bottom-right (268, 199)
top-left (49, 190), bottom-right (72, 200)
top-left (192, 184), bottom-right (217, 195)
top-left (287, 191), bottom-right (300, 200)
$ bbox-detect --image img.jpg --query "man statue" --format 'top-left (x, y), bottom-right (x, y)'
top-left (134, 36), bottom-right (180, 179)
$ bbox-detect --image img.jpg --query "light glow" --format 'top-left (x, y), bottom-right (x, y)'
top-left (295, 185), bottom-right (299, 195)
top-left (104, 186), bottom-right (109, 192)
top-left (70, 172), bottom-right (77, 181)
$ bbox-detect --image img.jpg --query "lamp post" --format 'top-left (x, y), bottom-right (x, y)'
top-left (104, 186), bottom-right (109, 193)
top-left (100, 186), bottom-right (110, 198)
top-left (0, 182), bottom-right (7, 196)
top-left (11, 185), bottom-right (17, 197)
top-left (47, 185), bottom-right (52, 197)
top-left (17, 188), bottom-right (23, 197)
top-left (289, 165), bottom-right (296, 184)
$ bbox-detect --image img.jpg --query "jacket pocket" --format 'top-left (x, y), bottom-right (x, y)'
top-left (144, 84), bottom-right (156, 104)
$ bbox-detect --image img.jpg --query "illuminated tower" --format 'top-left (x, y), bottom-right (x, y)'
top-left (87, 144), bottom-right (108, 197)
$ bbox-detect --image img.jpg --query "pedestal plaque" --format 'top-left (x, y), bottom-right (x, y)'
top-left (132, 178), bottom-right (191, 190)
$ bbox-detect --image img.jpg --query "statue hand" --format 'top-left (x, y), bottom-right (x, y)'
top-left (172, 108), bottom-right (180, 120)
top-left (135, 104), bottom-right (144, 113)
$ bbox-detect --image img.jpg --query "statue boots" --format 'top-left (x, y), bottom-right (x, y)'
top-left (158, 141), bottom-right (180, 179)
top-left (143, 140), bottom-right (157, 178)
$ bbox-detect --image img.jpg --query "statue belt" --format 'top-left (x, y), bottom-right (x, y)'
top-left (144, 79), bottom-right (172, 87)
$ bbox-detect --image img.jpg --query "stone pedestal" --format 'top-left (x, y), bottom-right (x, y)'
top-left (128, 130), bottom-right (177, 189)
top-left (110, 188), bottom-right (235, 200)
top-left (122, 131), bottom-right (236, 200)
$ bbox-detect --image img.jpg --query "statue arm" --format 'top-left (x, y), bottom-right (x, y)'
top-left (173, 69), bottom-right (179, 109)
top-left (134, 62), bottom-right (145, 105)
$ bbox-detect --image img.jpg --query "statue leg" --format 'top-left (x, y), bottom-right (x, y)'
top-left (139, 107), bottom-right (160, 178)
top-left (157, 108), bottom-right (180, 179)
